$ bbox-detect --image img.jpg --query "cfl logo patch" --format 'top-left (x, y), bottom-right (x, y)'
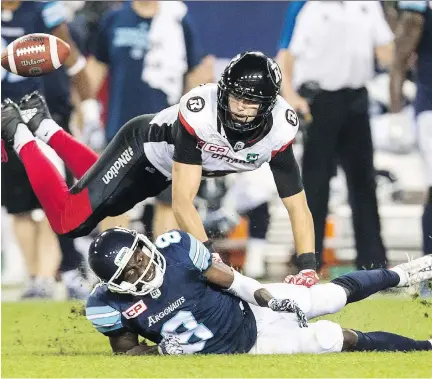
top-left (122, 300), bottom-right (147, 319)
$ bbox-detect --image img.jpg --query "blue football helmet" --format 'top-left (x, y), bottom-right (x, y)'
top-left (88, 227), bottom-right (166, 296)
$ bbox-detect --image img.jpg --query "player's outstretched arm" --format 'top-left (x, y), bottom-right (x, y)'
top-left (203, 261), bottom-right (307, 327)
top-left (172, 161), bottom-right (208, 242)
top-left (269, 145), bottom-right (318, 287)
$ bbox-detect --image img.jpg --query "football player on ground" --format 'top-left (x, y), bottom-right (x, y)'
top-left (85, 227), bottom-right (432, 356)
top-left (1, 52), bottom-right (317, 285)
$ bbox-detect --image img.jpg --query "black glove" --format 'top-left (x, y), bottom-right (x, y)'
top-left (157, 334), bottom-right (183, 355)
top-left (268, 298), bottom-right (308, 328)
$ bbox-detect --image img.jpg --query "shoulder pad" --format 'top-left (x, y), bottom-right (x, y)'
top-left (178, 84), bottom-right (216, 137)
top-left (271, 96), bottom-right (300, 150)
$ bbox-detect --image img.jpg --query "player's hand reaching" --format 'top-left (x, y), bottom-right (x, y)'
top-left (211, 253), bottom-right (223, 263)
top-left (284, 269), bottom-right (319, 288)
top-left (158, 334), bottom-right (183, 355)
top-left (268, 298), bottom-right (308, 328)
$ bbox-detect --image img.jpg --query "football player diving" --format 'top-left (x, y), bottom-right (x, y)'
top-left (85, 227), bottom-right (432, 356)
top-left (1, 51), bottom-right (317, 286)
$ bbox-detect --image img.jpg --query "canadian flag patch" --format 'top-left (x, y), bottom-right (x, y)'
top-left (122, 300), bottom-right (147, 319)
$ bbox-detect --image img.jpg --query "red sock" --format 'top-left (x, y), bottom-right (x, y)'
top-left (19, 141), bottom-right (93, 235)
top-left (48, 130), bottom-right (99, 179)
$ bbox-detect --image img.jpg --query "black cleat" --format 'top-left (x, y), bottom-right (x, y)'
top-left (19, 91), bottom-right (52, 134)
top-left (1, 99), bottom-right (25, 146)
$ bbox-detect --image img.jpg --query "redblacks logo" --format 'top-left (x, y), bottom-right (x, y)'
top-left (122, 300), bottom-right (147, 319)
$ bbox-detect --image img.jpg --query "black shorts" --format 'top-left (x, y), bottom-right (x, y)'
top-left (155, 185), bottom-right (173, 205)
top-left (67, 114), bottom-right (171, 237)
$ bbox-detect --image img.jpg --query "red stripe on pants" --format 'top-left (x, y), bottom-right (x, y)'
top-left (19, 141), bottom-right (93, 235)
top-left (48, 130), bottom-right (99, 180)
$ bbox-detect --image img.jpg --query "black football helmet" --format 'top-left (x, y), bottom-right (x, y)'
top-left (88, 227), bottom-right (166, 296)
top-left (217, 51), bottom-right (282, 133)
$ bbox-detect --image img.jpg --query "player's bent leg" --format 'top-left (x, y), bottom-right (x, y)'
top-left (332, 257), bottom-right (432, 304)
top-left (343, 329), bottom-right (432, 352)
top-left (18, 140), bottom-right (93, 236)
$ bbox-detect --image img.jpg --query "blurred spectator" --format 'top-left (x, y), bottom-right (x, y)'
top-left (1, 0), bottom-right (99, 299)
top-left (86, 0), bottom-right (214, 237)
top-left (277, 1), bottom-right (393, 270)
top-left (389, 0), bottom-right (432, 296)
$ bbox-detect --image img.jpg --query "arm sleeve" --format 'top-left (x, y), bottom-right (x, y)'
top-left (269, 145), bottom-right (303, 198)
top-left (91, 11), bottom-right (113, 64)
top-left (277, 1), bottom-right (306, 50)
top-left (371, 3), bottom-right (394, 46)
top-left (86, 297), bottom-right (126, 337)
top-left (185, 232), bottom-right (212, 272)
top-left (182, 13), bottom-right (205, 72)
top-left (172, 117), bottom-right (202, 165)
top-left (398, 1), bottom-right (428, 13)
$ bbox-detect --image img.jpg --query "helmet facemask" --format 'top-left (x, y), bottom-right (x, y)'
top-left (217, 80), bottom-right (277, 133)
top-left (106, 232), bottom-right (166, 296)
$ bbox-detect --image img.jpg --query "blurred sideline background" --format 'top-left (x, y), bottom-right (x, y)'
top-left (1, 1), bottom-right (427, 301)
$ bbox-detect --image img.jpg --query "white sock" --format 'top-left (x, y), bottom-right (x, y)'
top-left (390, 267), bottom-right (408, 287)
top-left (34, 118), bottom-right (62, 143)
top-left (13, 123), bottom-right (35, 154)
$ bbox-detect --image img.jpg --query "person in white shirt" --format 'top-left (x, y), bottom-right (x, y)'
top-left (277, 1), bottom-right (394, 271)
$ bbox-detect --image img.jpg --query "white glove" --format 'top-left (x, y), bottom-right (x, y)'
top-left (80, 99), bottom-right (105, 152)
top-left (157, 334), bottom-right (183, 355)
top-left (268, 298), bottom-right (308, 328)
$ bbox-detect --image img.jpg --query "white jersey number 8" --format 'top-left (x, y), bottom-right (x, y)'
top-left (155, 231), bottom-right (182, 249)
top-left (161, 310), bottom-right (214, 354)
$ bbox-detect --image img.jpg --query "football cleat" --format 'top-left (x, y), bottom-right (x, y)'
top-left (19, 91), bottom-right (52, 134)
top-left (1, 99), bottom-right (24, 146)
top-left (391, 254), bottom-right (432, 287)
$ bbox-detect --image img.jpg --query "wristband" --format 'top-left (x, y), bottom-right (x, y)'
top-left (67, 55), bottom-right (87, 77)
top-left (296, 252), bottom-right (317, 271)
top-left (203, 240), bottom-right (216, 254)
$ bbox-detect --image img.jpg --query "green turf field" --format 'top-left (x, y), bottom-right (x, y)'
top-left (2, 297), bottom-right (432, 378)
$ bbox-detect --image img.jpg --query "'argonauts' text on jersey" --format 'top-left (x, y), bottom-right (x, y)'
top-left (142, 83), bottom-right (300, 178)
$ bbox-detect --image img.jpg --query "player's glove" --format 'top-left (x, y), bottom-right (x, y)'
top-left (268, 298), bottom-right (308, 328)
top-left (211, 253), bottom-right (223, 263)
top-left (284, 269), bottom-right (319, 287)
top-left (157, 334), bottom-right (183, 355)
top-left (204, 240), bottom-right (224, 264)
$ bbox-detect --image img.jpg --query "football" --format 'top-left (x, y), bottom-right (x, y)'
top-left (1, 33), bottom-right (70, 77)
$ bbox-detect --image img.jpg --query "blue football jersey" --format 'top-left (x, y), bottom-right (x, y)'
top-left (1, 1), bottom-right (66, 102)
top-left (86, 230), bottom-right (257, 354)
top-left (92, 2), bottom-right (205, 141)
top-left (398, 1), bottom-right (432, 114)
